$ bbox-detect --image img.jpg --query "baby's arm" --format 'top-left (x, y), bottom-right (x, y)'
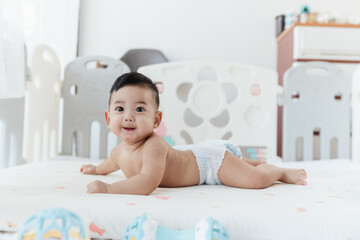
top-left (81, 149), bottom-right (120, 175)
top-left (87, 139), bottom-right (167, 195)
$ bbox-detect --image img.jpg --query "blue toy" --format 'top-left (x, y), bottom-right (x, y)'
top-left (123, 213), bottom-right (229, 240)
top-left (17, 208), bottom-right (89, 240)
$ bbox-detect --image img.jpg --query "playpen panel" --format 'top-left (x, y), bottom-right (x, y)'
top-left (353, 64), bottom-right (360, 163)
top-left (139, 61), bottom-right (281, 161)
top-left (61, 56), bottom-right (130, 158)
top-left (0, 98), bottom-right (25, 168)
top-left (120, 48), bottom-right (168, 72)
top-left (282, 61), bottom-right (351, 162)
top-left (24, 45), bottom-right (61, 163)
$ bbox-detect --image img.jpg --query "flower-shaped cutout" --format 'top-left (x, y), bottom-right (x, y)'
top-left (177, 68), bottom-right (239, 132)
top-left (244, 105), bottom-right (269, 128)
top-left (177, 82), bottom-right (193, 102)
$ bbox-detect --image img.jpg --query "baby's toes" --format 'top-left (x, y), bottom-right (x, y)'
top-left (297, 180), bottom-right (307, 185)
top-left (298, 175), bottom-right (307, 181)
top-left (298, 169), bottom-right (307, 176)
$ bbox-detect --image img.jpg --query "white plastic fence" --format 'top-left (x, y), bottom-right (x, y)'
top-left (0, 98), bottom-right (25, 168)
top-left (281, 62), bottom-right (351, 162)
top-left (353, 64), bottom-right (360, 164)
top-left (3, 58), bottom-right (356, 168)
top-left (61, 56), bottom-right (129, 158)
top-left (0, 53), bottom-right (129, 168)
top-left (139, 61), bottom-right (282, 161)
top-left (24, 45), bottom-right (62, 163)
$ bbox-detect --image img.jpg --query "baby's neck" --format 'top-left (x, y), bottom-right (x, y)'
top-left (121, 133), bottom-right (154, 152)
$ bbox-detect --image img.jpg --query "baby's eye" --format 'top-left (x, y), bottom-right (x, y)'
top-left (136, 107), bottom-right (144, 112)
top-left (116, 107), bottom-right (124, 112)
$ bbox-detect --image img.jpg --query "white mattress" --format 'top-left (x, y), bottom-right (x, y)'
top-left (1, 156), bottom-right (360, 240)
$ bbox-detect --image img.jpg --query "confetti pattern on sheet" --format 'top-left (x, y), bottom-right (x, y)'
top-left (296, 208), bottom-right (307, 213)
top-left (1, 159), bottom-right (359, 240)
top-left (264, 193), bottom-right (275, 196)
top-left (89, 222), bottom-right (105, 236)
top-left (155, 196), bottom-right (170, 200)
top-left (329, 195), bottom-right (343, 199)
top-left (7, 221), bottom-right (17, 229)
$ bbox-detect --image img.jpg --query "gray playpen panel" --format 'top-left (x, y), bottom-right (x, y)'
top-left (61, 56), bottom-right (130, 158)
top-left (282, 61), bottom-right (351, 162)
top-left (120, 49), bottom-right (168, 72)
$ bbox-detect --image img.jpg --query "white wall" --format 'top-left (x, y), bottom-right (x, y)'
top-left (78, 0), bottom-right (360, 71)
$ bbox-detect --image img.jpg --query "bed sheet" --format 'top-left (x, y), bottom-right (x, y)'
top-left (1, 156), bottom-right (360, 240)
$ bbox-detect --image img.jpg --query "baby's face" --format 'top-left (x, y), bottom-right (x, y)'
top-left (106, 86), bottom-right (161, 144)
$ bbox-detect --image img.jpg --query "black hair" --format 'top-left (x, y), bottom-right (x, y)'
top-left (109, 72), bottom-right (159, 108)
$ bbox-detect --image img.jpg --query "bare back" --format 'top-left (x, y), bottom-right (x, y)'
top-left (112, 133), bottom-right (200, 188)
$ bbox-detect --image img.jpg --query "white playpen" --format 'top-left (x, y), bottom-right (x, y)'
top-left (0, 58), bottom-right (360, 240)
top-left (281, 61), bottom-right (351, 162)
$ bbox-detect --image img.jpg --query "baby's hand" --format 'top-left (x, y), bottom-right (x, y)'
top-left (80, 164), bottom-right (97, 175)
top-left (87, 180), bottom-right (110, 194)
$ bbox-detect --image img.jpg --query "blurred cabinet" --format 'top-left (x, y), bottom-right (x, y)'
top-left (276, 23), bottom-right (360, 157)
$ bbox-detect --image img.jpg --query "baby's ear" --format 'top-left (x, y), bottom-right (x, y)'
top-left (154, 111), bottom-right (162, 128)
top-left (104, 110), bottom-right (111, 127)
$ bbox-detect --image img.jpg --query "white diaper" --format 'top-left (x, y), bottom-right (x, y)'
top-left (174, 140), bottom-right (242, 185)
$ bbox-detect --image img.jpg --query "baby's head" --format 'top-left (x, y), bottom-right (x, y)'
top-left (109, 72), bottom-right (159, 109)
top-left (106, 72), bottom-right (162, 140)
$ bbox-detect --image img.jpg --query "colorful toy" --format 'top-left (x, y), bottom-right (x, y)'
top-left (239, 145), bottom-right (268, 161)
top-left (123, 213), bottom-right (229, 240)
top-left (16, 208), bottom-right (90, 240)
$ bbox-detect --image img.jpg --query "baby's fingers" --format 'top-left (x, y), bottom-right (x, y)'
top-left (80, 165), bottom-right (88, 173)
top-left (87, 180), bottom-right (108, 193)
top-left (80, 164), bottom-right (95, 174)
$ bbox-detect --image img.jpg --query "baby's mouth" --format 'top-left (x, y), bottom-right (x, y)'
top-left (123, 127), bottom-right (135, 131)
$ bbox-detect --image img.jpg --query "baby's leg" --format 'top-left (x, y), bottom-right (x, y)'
top-left (242, 157), bottom-right (266, 167)
top-left (218, 152), bottom-right (307, 189)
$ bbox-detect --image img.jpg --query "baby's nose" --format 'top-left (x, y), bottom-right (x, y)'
top-left (124, 115), bottom-right (134, 122)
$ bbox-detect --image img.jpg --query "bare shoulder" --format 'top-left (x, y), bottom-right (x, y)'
top-left (108, 143), bottom-right (123, 164)
top-left (109, 143), bottom-right (121, 157)
top-left (142, 134), bottom-right (169, 156)
top-left (140, 134), bottom-right (169, 175)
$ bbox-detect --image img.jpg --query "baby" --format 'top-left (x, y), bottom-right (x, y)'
top-left (81, 72), bottom-right (307, 195)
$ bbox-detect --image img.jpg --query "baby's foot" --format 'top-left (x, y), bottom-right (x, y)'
top-left (281, 168), bottom-right (307, 185)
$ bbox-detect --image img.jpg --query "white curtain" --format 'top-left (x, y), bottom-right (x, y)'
top-left (0, 0), bottom-right (25, 99)
top-left (23, 0), bottom-right (80, 79)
